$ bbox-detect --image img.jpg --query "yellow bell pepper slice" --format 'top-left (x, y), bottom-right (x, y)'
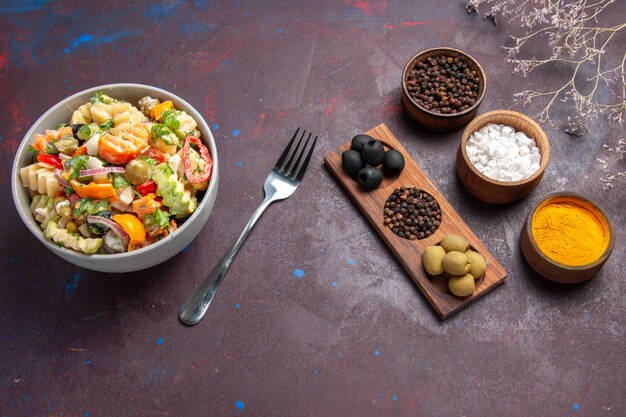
top-left (151, 100), bottom-right (174, 121)
top-left (70, 180), bottom-right (117, 200)
top-left (112, 214), bottom-right (146, 242)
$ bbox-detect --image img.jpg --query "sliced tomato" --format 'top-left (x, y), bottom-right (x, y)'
top-left (136, 180), bottom-right (157, 196)
top-left (183, 136), bottom-right (212, 184)
top-left (37, 154), bottom-right (63, 169)
top-left (140, 148), bottom-right (168, 164)
top-left (98, 133), bottom-right (145, 165)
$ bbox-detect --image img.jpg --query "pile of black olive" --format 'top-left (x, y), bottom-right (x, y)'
top-left (342, 134), bottom-right (405, 190)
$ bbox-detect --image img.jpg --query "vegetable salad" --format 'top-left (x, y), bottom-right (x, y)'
top-left (20, 92), bottom-right (212, 254)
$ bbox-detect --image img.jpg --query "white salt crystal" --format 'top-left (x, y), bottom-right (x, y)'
top-left (517, 136), bottom-right (533, 147)
top-left (501, 126), bottom-right (514, 137)
top-left (465, 123), bottom-right (541, 182)
top-left (530, 153), bottom-right (540, 164)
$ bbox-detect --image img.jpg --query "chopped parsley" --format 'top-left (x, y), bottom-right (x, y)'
top-left (90, 91), bottom-right (120, 104)
top-left (77, 124), bottom-right (93, 140)
top-left (99, 119), bottom-right (114, 131)
top-left (112, 173), bottom-right (130, 189)
top-left (64, 155), bottom-right (89, 179)
top-left (150, 124), bottom-right (177, 146)
top-left (161, 110), bottom-right (181, 130)
top-left (73, 197), bottom-right (110, 217)
top-left (137, 156), bottom-right (156, 169)
top-left (143, 208), bottom-right (170, 230)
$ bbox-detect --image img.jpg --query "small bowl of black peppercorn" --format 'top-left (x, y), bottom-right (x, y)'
top-left (401, 47), bottom-right (487, 132)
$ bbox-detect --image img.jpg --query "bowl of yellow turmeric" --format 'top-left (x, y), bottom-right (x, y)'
top-left (520, 192), bottom-right (614, 283)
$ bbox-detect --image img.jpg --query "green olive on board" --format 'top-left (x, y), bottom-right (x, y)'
top-left (466, 250), bottom-right (487, 279)
top-left (442, 251), bottom-right (470, 276)
top-left (448, 273), bottom-right (476, 297)
top-left (440, 234), bottom-right (469, 253)
top-left (422, 245), bottom-right (446, 275)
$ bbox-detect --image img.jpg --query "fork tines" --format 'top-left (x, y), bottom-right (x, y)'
top-left (274, 127), bottom-right (317, 180)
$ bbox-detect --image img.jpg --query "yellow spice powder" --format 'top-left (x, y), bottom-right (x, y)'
top-left (531, 198), bottom-right (610, 266)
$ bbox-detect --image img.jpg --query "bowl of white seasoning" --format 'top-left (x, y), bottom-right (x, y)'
top-left (456, 110), bottom-right (550, 204)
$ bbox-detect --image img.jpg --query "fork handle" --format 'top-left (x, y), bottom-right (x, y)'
top-left (178, 197), bottom-right (273, 325)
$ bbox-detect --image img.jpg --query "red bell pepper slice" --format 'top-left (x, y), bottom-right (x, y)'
top-left (183, 136), bottom-right (212, 184)
top-left (136, 180), bottom-right (157, 196)
top-left (37, 154), bottom-right (63, 170)
top-left (141, 148), bottom-right (168, 164)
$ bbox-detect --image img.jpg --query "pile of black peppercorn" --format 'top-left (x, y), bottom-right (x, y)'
top-left (405, 54), bottom-right (481, 114)
top-left (383, 187), bottom-right (442, 240)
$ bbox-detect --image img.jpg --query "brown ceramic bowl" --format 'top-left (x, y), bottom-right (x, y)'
top-left (520, 192), bottom-right (615, 283)
top-left (401, 47), bottom-right (487, 132)
top-left (456, 110), bottom-right (550, 204)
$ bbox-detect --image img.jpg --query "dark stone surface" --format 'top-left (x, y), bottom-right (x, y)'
top-left (0, 1), bottom-right (623, 416)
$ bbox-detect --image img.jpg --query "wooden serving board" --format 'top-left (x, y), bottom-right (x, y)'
top-left (324, 124), bottom-right (507, 319)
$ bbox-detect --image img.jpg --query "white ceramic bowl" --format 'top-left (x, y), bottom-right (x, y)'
top-left (11, 83), bottom-right (219, 273)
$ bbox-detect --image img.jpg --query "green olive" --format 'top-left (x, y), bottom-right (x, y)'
top-left (466, 250), bottom-right (487, 279)
top-left (448, 273), bottom-right (476, 297)
top-left (440, 234), bottom-right (469, 253)
top-left (125, 159), bottom-right (152, 185)
top-left (422, 245), bottom-right (446, 275)
top-left (442, 251), bottom-right (470, 276)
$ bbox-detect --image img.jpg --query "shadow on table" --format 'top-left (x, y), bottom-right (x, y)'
top-left (11, 252), bottom-right (195, 355)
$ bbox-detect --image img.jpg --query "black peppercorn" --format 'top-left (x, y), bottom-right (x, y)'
top-left (405, 53), bottom-right (481, 115)
top-left (383, 187), bottom-right (442, 240)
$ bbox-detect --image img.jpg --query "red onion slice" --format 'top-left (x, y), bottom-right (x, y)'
top-left (87, 215), bottom-right (129, 242)
top-left (54, 169), bottom-right (71, 188)
top-left (79, 167), bottom-right (125, 177)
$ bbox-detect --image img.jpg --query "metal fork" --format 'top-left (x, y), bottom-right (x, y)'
top-left (179, 128), bottom-right (317, 326)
